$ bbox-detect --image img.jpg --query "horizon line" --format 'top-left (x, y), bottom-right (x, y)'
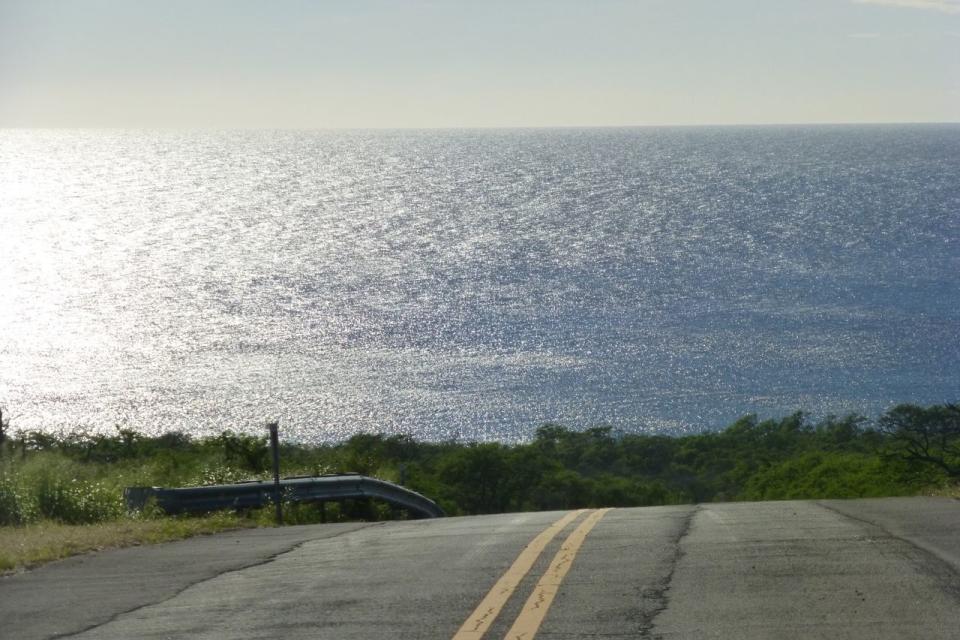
top-left (2, 120), bottom-right (959, 132)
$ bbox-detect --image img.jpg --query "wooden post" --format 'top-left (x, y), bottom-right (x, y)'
top-left (268, 421), bottom-right (282, 526)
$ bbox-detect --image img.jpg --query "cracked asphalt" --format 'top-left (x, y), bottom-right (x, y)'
top-left (1, 497), bottom-right (958, 639)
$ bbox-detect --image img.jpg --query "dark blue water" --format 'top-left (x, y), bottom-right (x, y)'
top-left (0, 125), bottom-right (957, 441)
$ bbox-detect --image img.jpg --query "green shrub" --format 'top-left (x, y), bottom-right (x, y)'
top-left (739, 451), bottom-right (912, 500)
top-left (217, 431), bottom-right (269, 473)
top-left (0, 475), bottom-right (38, 525)
top-left (33, 476), bottom-right (124, 524)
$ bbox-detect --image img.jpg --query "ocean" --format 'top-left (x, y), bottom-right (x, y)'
top-left (1, 125), bottom-right (957, 442)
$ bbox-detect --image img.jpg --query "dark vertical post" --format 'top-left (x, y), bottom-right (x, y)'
top-left (0, 407), bottom-right (5, 458)
top-left (268, 421), bottom-right (282, 525)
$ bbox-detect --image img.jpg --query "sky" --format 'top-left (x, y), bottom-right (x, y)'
top-left (0, 0), bottom-right (958, 128)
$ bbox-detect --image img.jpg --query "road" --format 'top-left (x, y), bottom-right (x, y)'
top-left (1, 497), bottom-right (958, 639)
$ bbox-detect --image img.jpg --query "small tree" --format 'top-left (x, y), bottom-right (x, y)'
top-left (878, 404), bottom-right (960, 479)
top-left (438, 443), bottom-right (511, 514)
top-left (218, 430), bottom-right (269, 473)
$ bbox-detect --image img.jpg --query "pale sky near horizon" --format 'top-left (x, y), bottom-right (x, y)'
top-left (1, 0), bottom-right (958, 128)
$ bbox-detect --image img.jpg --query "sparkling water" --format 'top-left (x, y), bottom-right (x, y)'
top-left (1, 126), bottom-right (958, 441)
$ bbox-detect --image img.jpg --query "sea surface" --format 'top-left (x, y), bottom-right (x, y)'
top-left (1, 126), bottom-right (958, 442)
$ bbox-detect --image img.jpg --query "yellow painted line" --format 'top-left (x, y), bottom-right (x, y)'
top-left (504, 508), bottom-right (612, 640)
top-left (451, 509), bottom-right (587, 640)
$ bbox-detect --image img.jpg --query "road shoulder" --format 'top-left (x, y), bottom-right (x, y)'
top-left (0, 522), bottom-right (375, 640)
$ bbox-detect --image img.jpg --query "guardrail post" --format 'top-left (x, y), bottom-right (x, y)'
top-left (268, 421), bottom-right (282, 525)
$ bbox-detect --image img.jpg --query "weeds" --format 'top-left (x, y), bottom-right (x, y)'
top-left (0, 513), bottom-right (254, 574)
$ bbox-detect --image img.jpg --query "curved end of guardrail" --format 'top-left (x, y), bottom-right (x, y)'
top-left (357, 477), bottom-right (445, 518)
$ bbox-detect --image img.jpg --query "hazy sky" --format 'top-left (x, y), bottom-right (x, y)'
top-left (1, 0), bottom-right (958, 128)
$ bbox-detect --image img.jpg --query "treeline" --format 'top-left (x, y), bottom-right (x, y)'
top-left (0, 403), bottom-right (957, 525)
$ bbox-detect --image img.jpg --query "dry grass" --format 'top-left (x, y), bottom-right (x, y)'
top-left (926, 483), bottom-right (960, 499)
top-left (0, 514), bottom-right (258, 575)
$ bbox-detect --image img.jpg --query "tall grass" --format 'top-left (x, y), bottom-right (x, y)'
top-left (0, 437), bottom-right (292, 573)
top-left (1, 453), bottom-right (124, 525)
top-left (0, 430), bottom-right (365, 531)
top-left (0, 513), bottom-right (254, 573)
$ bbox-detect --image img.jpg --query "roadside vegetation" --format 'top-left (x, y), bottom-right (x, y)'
top-left (0, 513), bottom-right (252, 573)
top-left (0, 403), bottom-right (956, 573)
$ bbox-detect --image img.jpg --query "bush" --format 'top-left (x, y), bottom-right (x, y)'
top-left (218, 431), bottom-right (269, 473)
top-left (33, 476), bottom-right (124, 524)
top-left (0, 475), bottom-right (37, 525)
top-left (739, 451), bottom-right (913, 500)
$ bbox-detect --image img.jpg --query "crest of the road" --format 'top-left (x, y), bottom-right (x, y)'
top-left (1, 498), bottom-right (958, 639)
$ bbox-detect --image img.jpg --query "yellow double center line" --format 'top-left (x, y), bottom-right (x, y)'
top-left (452, 508), bottom-right (612, 640)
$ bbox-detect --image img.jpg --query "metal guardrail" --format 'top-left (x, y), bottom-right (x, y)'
top-left (124, 474), bottom-right (444, 519)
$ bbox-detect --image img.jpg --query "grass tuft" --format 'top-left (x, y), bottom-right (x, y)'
top-left (0, 513), bottom-right (256, 575)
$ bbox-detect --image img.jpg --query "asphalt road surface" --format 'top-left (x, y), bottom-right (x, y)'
top-left (2, 497), bottom-right (958, 639)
